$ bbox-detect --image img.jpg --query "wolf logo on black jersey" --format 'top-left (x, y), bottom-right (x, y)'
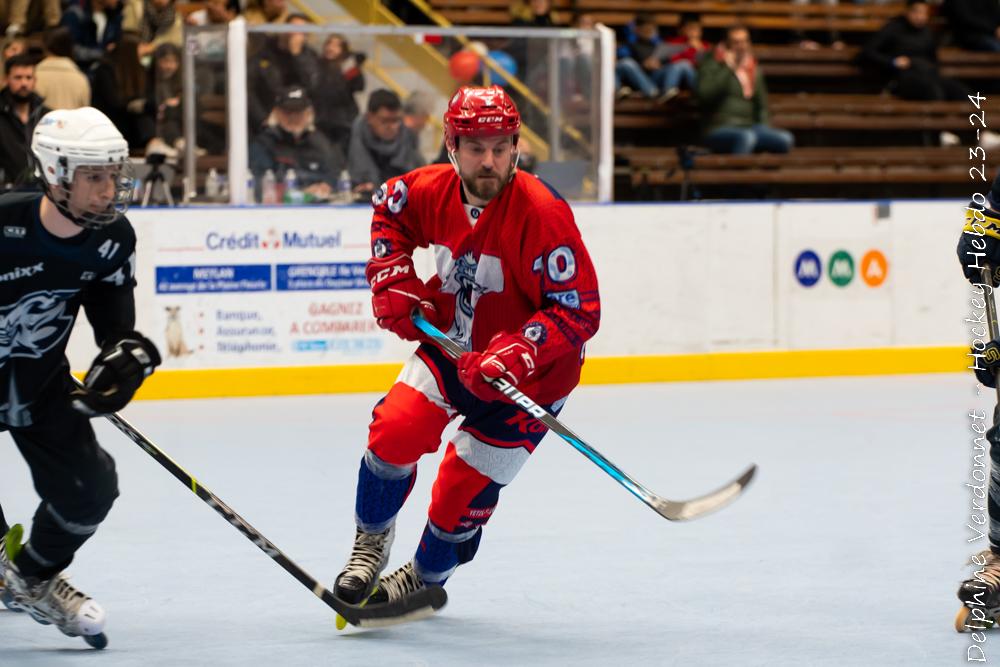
top-left (0, 290), bottom-right (77, 365)
top-left (0, 191), bottom-right (137, 426)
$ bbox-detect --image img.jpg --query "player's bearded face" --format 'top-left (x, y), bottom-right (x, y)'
top-left (456, 135), bottom-right (516, 202)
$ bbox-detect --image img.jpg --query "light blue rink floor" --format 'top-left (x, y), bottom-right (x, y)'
top-left (0, 373), bottom-right (993, 666)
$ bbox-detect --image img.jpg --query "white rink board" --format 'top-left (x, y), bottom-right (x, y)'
top-left (65, 200), bottom-right (970, 371)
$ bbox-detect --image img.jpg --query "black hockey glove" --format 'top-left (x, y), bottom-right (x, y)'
top-left (71, 332), bottom-right (161, 415)
top-left (974, 339), bottom-right (1000, 389)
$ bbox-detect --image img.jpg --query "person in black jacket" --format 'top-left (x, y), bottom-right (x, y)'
top-left (0, 55), bottom-right (49, 188)
top-left (250, 86), bottom-right (346, 200)
top-left (861, 0), bottom-right (968, 101)
top-left (60, 0), bottom-right (124, 70)
top-left (88, 32), bottom-right (154, 149)
top-left (943, 0), bottom-right (1000, 52)
top-left (247, 14), bottom-right (320, 134)
top-left (312, 34), bottom-right (365, 156)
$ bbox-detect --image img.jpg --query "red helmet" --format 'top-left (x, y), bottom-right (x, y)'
top-left (443, 85), bottom-right (520, 150)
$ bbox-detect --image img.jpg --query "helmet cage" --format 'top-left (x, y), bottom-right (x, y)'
top-left (34, 151), bottom-right (134, 230)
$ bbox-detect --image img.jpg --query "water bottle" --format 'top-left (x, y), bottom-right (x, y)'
top-left (217, 171), bottom-right (228, 200)
top-left (246, 171), bottom-right (256, 204)
top-left (205, 168), bottom-right (219, 199)
top-left (261, 169), bottom-right (278, 204)
top-left (337, 169), bottom-right (352, 203)
top-left (283, 168), bottom-right (303, 204)
top-left (132, 176), bottom-right (144, 203)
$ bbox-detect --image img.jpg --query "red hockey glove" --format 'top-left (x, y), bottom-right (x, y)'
top-left (457, 332), bottom-right (538, 402)
top-left (366, 253), bottom-right (438, 341)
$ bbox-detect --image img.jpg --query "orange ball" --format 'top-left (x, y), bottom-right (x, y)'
top-left (449, 50), bottom-right (481, 82)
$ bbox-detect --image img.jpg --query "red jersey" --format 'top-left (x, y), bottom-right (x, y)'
top-left (370, 163), bottom-right (601, 404)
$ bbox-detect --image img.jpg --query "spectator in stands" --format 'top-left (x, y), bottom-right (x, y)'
top-left (347, 88), bottom-right (423, 193)
top-left (143, 42), bottom-right (182, 154)
top-left (616, 12), bottom-right (696, 102)
top-left (2, 0), bottom-right (60, 37)
top-left (35, 27), bottom-right (91, 109)
top-left (510, 0), bottom-right (562, 79)
top-left (244, 0), bottom-right (287, 25)
top-left (792, 0), bottom-right (845, 51)
top-left (1, 35), bottom-right (25, 61)
top-left (247, 13), bottom-right (319, 133)
top-left (402, 89), bottom-right (437, 163)
top-left (250, 85), bottom-right (346, 200)
top-left (662, 13), bottom-right (710, 96)
top-left (186, 0), bottom-right (235, 27)
top-left (942, 0), bottom-right (1000, 52)
top-left (510, 0), bottom-right (564, 25)
top-left (696, 25), bottom-right (794, 154)
top-left (0, 54), bottom-right (48, 187)
top-left (89, 32), bottom-right (154, 148)
top-left (560, 12), bottom-right (596, 102)
top-left (136, 0), bottom-right (183, 58)
top-left (61, 0), bottom-right (124, 69)
top-left (0, 34), bottom-right (26, 85)
top-left (861, 0), bottom-right (968, 100)
top-left (312, 33), bottom-right (364, 156)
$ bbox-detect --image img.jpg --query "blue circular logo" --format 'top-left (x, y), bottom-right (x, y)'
top-left (794, 250), bottom-right (822, 287)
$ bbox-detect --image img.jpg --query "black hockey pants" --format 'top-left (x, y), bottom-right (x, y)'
top-left (2, 394), bottom-right (119, 580)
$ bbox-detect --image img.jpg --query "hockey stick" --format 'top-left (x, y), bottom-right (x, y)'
top-left (80, 384), bottom-right (446, 628)
top-left (411, 313), bottom-right (757, 521)
top-left (982, 265), bottom-right (1000, 404)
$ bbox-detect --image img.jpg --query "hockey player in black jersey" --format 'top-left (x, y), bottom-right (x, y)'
top-left (0, 107), bottom-right (160, 649)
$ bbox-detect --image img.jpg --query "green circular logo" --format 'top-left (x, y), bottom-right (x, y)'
top-left (828, 250), bottom-right (854, 287)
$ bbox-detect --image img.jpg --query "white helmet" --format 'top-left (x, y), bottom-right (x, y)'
top-left (31, 107), bottom-right (133, 228)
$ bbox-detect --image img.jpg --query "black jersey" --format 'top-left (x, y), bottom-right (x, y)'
top-left (0, 191), bottom-right (137, 427)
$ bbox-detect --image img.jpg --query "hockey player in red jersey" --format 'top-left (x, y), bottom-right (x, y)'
top-left (333, 85), bottom-right (600, 613)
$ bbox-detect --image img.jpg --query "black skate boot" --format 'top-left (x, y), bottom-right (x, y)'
top-left (368, 561), bottom-right (427, 606)
top-left (334, 526), bottom-right (395, 605)
top-left (957, 549), bottom-right (1000, 632)
top-left (2, 525), bottom-right (107, 648)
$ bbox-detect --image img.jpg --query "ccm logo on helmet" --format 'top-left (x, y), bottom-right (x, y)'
top-left (478, 116), bottom-right (503, 123)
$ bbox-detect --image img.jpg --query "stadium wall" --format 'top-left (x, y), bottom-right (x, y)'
top-left (64, 200), bottom-right (969, 399)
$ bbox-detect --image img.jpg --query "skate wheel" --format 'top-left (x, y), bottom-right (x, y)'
top-left (84, 633), bottom-right (108, 649)
top-left (956, 607), bottom-right (971, 633)
top-left (1, 589), bottom-right (23, 613)
top-left (335, 613), bottom-right (348, 631)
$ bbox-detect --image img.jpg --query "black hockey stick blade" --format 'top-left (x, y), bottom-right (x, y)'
top-left (337, 587), bottom-right (449, 628)
top-left (81, 379), bottom-right (443, 628)
top-left (411, 312), bottom-right (758, 522)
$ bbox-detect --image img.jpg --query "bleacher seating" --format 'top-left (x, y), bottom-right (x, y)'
top-left (427, 0), bottom-right (999, 198)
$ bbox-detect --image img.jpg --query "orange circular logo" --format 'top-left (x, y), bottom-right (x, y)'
top-left (861, 250), bottom-right (888, 287)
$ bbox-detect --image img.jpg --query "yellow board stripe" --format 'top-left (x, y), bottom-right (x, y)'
top-left (125, 346), bottom-right (968, 400)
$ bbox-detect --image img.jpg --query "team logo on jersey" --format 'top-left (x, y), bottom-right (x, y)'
top-left (373, 238), bottom-right (392, 259)
top-left (3, 225), bottom-right (26, 239)
top-left (436, 248), bottom-right (504, 349)
top-left (372, 180), bottom-right (409, 215)
top-left (521, 321), bottom-right (547, 345)
top-left (0, 262), bottom-right (44, 283)
top-left (0, 290), bottom-right (77, 367)
top-left (387, 180), bottom-right (408, 215)
top-left (372, 182), bottom-right (389, 207)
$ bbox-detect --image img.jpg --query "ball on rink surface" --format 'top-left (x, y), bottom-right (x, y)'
top-left (449, 49), bottom-right (481, 83)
